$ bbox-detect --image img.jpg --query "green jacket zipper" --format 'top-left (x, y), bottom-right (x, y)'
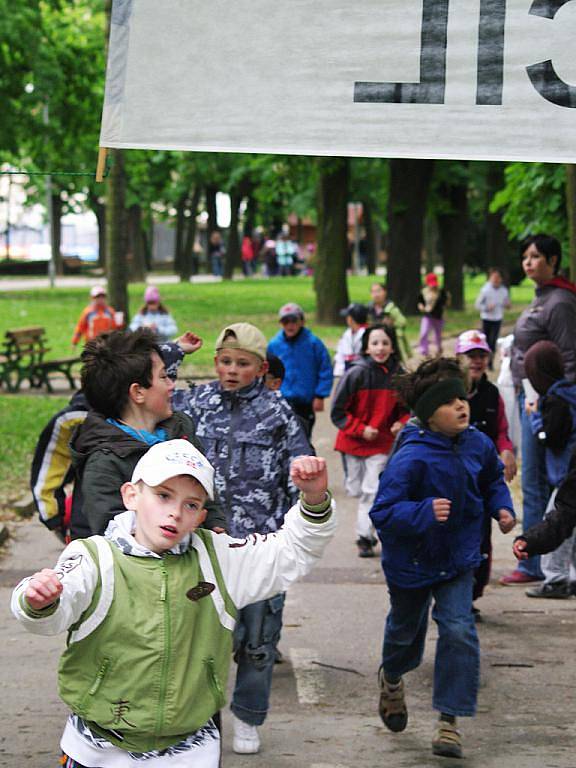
top-left (155, 563), bottom-right (171, 740)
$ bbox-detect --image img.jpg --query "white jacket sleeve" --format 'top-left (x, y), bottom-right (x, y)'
top-left (333, 332), bottom-right (349, 377)
top-left (210, 501), bottom-right (336, 610)
top-left (11, 540), bottom-right (99, 635)
top-left (475, 284), bottom-right (488, 311)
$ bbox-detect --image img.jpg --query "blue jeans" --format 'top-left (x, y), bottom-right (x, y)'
top-left (231, 593), bottom-right (285, 726)
top-left (382, 570), bottom-right (479, 717)
top-left (518, 393), bottom-right (548, 579)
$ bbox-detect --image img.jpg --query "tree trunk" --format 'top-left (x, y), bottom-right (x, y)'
top-left (566, 164), bottom-right (576, 281)
top-left (361, 198), bottom-right (377, 274)
top-left (314, 158), bottom-right (350, 323)
top-left (51, 193), bottom-right (64, 276)
top-left (180, 187), bottom-right (201, 282)
top-left (437, 181), bottom-right (468, 311)
top-left (485, 162), bottom-right (513, 278)
top-left (224, 190), bottom-right (242, 280)
top-left (387, 159), bottom-right (435, 314)
top-left (173, 194), bottom-right (187, 276)
top-left (127, 203), bottom-right (147, 282)
top-left (106, 148), bottom-right (129, 321)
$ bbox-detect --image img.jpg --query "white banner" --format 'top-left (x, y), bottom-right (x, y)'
top-left (99, 0), bottom-right (576, 162)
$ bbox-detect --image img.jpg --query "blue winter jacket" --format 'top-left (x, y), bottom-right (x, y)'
top-left (369, 423), bottom-right (514, 589)
top-left (268, 327), bottom-right (334, 405)
top-left (172, 379), bottom-right (312, 538)
top-left (529, 379), bottom-right (576, 487)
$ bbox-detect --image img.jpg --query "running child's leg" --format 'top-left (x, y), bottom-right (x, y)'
top-left (357, 453), bottom-right (388, 542)
top-left (418, 317), bottom-right (431, 356)
top-left (382, 583), bottom-right (431, 680)
top-left (430, 570), bottom-right (479, 717)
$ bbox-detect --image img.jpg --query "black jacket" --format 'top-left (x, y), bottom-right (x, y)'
top-left (70, 411), bottom-right (227, 538)
top-left (517, 452), bottom-right (576, 555)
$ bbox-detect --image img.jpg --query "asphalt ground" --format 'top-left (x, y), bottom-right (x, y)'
top-left (1, 378), bottom-right (576, 767)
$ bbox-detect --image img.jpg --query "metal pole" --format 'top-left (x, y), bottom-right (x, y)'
top-left (43, 103), bottom-right (55, 288)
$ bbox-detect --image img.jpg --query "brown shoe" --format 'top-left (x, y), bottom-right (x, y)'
top-left (432, 720), bottom-right (462, 759)
top-left (378, 668), bottom-right (408, 732)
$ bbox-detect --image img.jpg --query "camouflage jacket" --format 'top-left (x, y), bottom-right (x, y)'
top-left (172, 379), bottom-right (312, 538)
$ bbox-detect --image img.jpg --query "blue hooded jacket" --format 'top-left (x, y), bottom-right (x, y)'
top-left (268, 327), bottom-right (333, 405)
top-left (529, 379), bottom-right (576, 487)
top-left (369, 423), bottom-right (514, 588)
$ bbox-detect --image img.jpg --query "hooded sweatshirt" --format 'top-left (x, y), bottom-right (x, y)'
top-left (70, 412), bottom-right (227, 537)
top-left (511, 277), bottom-right (576, 388)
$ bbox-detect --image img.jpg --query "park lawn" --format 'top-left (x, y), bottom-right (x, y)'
top-left (0, 273), bottom-right (533, 508)
top-left (0, 273), bottom-right (534, 376)
top-left (0, 394), bottom-right (69, 515)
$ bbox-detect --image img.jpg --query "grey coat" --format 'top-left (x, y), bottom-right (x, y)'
top-left (511, 282), bottom-right (576, 388)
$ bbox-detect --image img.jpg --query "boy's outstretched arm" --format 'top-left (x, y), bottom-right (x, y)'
top-left (24, 568), bottom-right (63, 611)
top-left (11, 541), bottom-right (98, 635)
top-left (290, 456), bottom-right (328, 506)
top-left (513, 471), bottom-right (576, 557)
top-left (212, 456), bottom-right (335, 611)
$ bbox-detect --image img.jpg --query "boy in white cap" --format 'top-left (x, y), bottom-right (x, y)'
top-left (11, 440), bottom-right (335, 768)
top-left (72, 285), bottom-right (121, 346)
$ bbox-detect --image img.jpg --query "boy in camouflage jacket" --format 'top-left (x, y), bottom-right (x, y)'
top-left (172, 322), bottom-right (312, 754)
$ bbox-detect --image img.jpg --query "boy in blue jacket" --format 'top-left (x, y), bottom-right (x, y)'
top-left (370, 358), bottom-right (515, 759)
top-left (268, 303), bottom-right (333, 438)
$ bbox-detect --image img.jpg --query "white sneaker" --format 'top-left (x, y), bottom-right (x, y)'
top-left (232, 714), bottom-right (261, 754)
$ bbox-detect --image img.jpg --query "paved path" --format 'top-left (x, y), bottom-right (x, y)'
top-left (0, 274), bottom-right (222, 292)
top-left (1, 405), bottom-right (576, 767)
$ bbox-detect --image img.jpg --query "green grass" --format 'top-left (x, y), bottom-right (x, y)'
top-left (0, 395), bottom-right (69, 507)
top-left (0, 273), bottom-right (534, 507)
top-left (0, 274), bottom-right (534, 375)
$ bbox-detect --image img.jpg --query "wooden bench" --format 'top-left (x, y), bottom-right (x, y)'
top-left (0, 326), bottom-right (80, 393)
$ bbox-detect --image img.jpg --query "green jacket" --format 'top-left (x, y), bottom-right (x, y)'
top-left (58, 532), bottom-right (235, 752)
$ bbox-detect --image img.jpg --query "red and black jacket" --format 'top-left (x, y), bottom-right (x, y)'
top-left (330, 356), bottom-right (408, 456)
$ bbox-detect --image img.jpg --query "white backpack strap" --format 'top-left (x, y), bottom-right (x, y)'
top-left (192, 535), bottom-right (236, 631)
top-left (69, 537), bottom-right (115, 644)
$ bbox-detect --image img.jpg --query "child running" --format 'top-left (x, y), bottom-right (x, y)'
top-left (369, 358), bottom-right (515, 758)
top-left (331, 325), bottom-right (407, 558)
top-left (11, 440), bottom-right (335, 767)
top-left (455, 329), bottom-right (517, 616)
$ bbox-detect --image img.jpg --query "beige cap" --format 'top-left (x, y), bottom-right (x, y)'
top-left (131, 439), bottom-right (214, 499)
top-left (215, 322), bottom-right (267, 360)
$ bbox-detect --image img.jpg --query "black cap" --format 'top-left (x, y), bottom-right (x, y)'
top-left (340, 303), bottom-right (368, 324)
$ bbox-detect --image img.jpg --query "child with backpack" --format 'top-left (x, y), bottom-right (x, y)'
top-left (455, 330), bottom-right (517, 614)
top-left (11, 440), bottom-right (334, 767)
top-left (331, 325), bottom-right (407, 558)
top-left (369, 358), bottom-right (515, 758)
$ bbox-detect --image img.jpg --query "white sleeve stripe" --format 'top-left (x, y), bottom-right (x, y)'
top-left (192, 534), bottom-right (236, 632)
top-left (69, 538), bottom-right (115, 644)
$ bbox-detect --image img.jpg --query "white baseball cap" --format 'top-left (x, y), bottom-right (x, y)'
top-left (131, 439), bottom-right (214, 499)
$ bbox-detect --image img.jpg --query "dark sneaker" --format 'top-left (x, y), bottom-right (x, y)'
top-left (357, 536), bottom-right (376, 558)
top-left (526, 582), bottom-right (572, 599)
top-left (472, 605), bottom-right (482, 623)
top-left (378, 669), bottom-right (408, 732)
top-left (432, 720), bottom-right (462, 758)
